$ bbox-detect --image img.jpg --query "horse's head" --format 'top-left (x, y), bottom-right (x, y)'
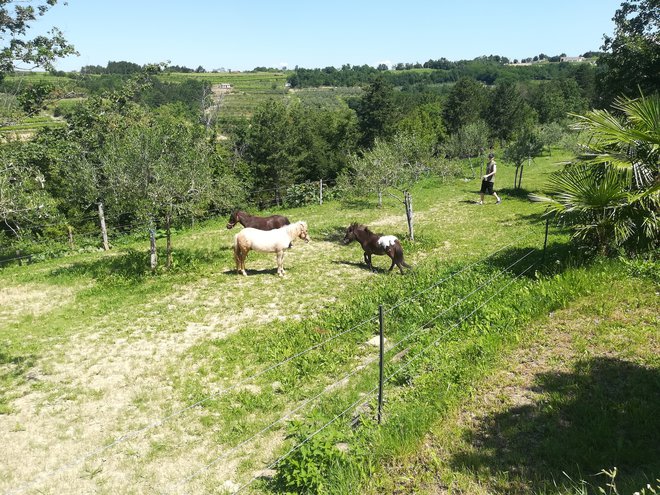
top-left (226, 210), bottom-right (239, 229)
top-left (297, 221), bottom-right (310, 243)
top-left (342, 223), bottom-right (361, 244)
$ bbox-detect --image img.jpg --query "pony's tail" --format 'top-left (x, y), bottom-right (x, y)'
top-left (393, 241), bottom-right (411, 268)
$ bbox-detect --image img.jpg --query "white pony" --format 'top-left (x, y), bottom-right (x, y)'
top-left (233, 221), bottom-right (310, 276)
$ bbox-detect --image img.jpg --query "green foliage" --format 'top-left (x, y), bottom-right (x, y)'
top-left (533, 93), bottom-right (660, 254)
top-left (274, 423), bottom-right (354, 494)
top-left (354, 76), bottom-right (398, 148)
top-left (442, 77), bottom-right (488, 135)
top-left (0, 1), bottom-right (77, 78)
top-left (597, 0), bottom-right (660, 104)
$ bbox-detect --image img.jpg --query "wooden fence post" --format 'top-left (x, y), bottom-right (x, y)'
top-left (97, 202), bottom-right (109, 251)
top-left (319, 179), bottom-right (323, 205)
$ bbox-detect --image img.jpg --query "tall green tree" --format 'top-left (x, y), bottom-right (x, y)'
top-left (244, 99), bottom-right (301, 205)
top-left (597, 0), bottom-right (660, 104)
top-left (355, 76), bottom-right (398, 148)
top-left (0, 0), bottom-right (77, 77)
top-left (442, 77), bottom-right (488, 135)
top-left (487, 81), bottom-right (536, 143)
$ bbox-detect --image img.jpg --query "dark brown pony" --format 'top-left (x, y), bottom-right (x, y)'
top-left (342, 223), bottom-right (411, 274)
top-left (226, 210), bottom-right (290, 230)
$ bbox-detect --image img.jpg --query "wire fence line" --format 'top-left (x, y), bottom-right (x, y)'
top-left (173, 249), bottom-right (534, 493)
top-left (6, 225), bottom-right (547, 494)
top-left (1, 178), bottom-right (337, 267)
top-left (229, 258), bottom-right (539, 494)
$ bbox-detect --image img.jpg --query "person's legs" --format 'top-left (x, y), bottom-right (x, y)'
top-left (493, 190), bottom-right (501, 203)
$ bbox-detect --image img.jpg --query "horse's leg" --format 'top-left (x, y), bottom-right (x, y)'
top-left (367, 253), bottom-right (374, 272)
top-left (276, 250), bottom-right (285, 276)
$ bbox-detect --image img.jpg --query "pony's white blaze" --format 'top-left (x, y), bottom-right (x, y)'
top-left (377, 235), bottom-right (398, 248)
top-left (233, 221), bottom-right (309, 276)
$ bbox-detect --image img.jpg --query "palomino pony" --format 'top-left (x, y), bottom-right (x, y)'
top-left (343, 223), bottom-right (410, 274)
top-left (234, 221), bottom-right (310, 276)
top-left (226, 210), bottom-right (290, 230)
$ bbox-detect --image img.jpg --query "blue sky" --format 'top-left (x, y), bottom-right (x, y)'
top-left (33, 0), bottom-right (622, 72)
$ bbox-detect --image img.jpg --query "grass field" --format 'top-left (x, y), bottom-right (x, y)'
top-left (0, 151), bottom-right (657, 494)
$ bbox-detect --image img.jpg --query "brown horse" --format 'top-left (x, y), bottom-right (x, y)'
top-left (342, 223), bottom-right (410, 274)
top-left (226, 210), bottom-right (290, 230)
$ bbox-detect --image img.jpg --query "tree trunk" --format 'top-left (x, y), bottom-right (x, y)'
top-left (378, 190), bottom-right (383, 208)
top-left (165, 213), bottom-right (172, 269)
top-left (98, 202), bottom-right (109, 251)
top-left (150, 223), bottom-right (158, 272)
top-left (67, 225), bottom-right (74, 250)
top-left (519, 164), bottom-right (525, 189)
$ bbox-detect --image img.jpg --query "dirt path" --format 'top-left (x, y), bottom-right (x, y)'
top-left (0, 236), bottom-right (380, 494)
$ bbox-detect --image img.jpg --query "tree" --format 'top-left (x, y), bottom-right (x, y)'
top-left (486, 81), bottom-right (536, 143)
top-left (442, 77), bottom-right (488, 135)
top-left (101, 116), bottom-right (220, 269)
top-left (244, 99), bottom-right (300, 205)
top-left (503, 127), bottom-right (544, 189)
top-left (531, 93), bottom-right (660, 253)
top-left (597, 0), bottom-right (660, 104)
top-left (442, 120), bottom-right (489, 178)
top-left (339, 132), bottom-right (430, 239)
top-left (0, 0), bottom-right (77, 78)
top-left (355, 76), bottom-right (398, 148)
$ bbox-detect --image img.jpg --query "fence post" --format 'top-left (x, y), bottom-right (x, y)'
top-left (542, 217), bottom-right (550, 266)
top-left (378, 304), bottom-right (384, 424)
top-left (67, 225), bottom-right (74, 250)
top-left (97, 202), bottom-right (109, 251)
top-left (319, 179), bottom-right (323, 206)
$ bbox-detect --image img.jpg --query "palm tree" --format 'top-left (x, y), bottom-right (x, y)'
top-left (531, 93), bottom-right (659, 253)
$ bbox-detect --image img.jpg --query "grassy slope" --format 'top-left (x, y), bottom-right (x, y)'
top-left (362, 272), bottom-right (659, 495)
top-left (2, 150), bottom-right (656, 493)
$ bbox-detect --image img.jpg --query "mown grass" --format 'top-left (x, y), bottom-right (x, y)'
top-left (358, 269), bottom-right (658, 495)
top-left (3, 148), bottom-right (652, 494)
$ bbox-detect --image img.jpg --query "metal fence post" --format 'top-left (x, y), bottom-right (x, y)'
top-left (378, 304), bottom-right (384, 424)
top-left (542, 217), bottom-right (550, 266)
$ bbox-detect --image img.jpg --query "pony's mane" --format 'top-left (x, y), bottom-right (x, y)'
top-left (350, 222), bottom-right (368, 231)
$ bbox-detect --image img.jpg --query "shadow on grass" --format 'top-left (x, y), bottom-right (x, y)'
top-left (49, 246), bottom-right (232, 283)
top-left (332, 259), bottom-right (390, 274)
top-left (324, 225), bottom-right (350, 243)
top-left (499, 187), bottom-right (533, 199)
top-left (450, 357), bottom-right (660, 493)
top-left (484, 242), bottom-right (583, 279)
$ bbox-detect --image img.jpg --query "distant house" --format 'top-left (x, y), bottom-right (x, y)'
top-left (560, 56), bottom-right (585, 63)
top-left (218, 83), bottom-right (232, 90)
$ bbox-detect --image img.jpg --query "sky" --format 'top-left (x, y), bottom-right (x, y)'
top-left (31, 0), bottom-right (623, 72)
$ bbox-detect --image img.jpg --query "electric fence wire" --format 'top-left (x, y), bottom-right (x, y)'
top-left (6, 233), bottom-right (542, 494)
top-left (172, 350), bottom-right (383, 491)
top-left (174, 244), bottom-right (539, 488)
top-left (232, 260), bottom-right (537, 495)
top-left (384, 226), bottom-right (540, 316)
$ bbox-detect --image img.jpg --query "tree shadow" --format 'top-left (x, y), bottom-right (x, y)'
top-left (449, 357), bottom-right (660, 493)
top-left (324, 225), bottom-right (350, 243)
top-left (332, 259), bottom-right (389, 274)
top-left (49, 246), bottom-right (232, 283)
top-left (498, 187), bottom-right (533, 199)
top-left (483, 242), bottom-right (582, 279)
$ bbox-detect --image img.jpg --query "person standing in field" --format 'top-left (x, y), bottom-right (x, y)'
top-left (479, 153), bottom-right (501, 205)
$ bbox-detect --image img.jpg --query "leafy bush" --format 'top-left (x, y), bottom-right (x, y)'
top-left (274, 422), bottom-right (354, 494)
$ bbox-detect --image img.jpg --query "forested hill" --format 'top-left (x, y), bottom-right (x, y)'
top-left (288, 57), bottom-right (599, 88)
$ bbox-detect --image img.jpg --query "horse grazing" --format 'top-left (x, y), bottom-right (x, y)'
top-left (234, 221), bottom-right (310, 276)
top-left (343, 223), bottom-right (410, 274)
top-left (226, 210), bottom-right (290, 231)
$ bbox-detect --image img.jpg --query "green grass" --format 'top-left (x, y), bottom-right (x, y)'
top-left (1, 149), bottom-right (656, 494)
